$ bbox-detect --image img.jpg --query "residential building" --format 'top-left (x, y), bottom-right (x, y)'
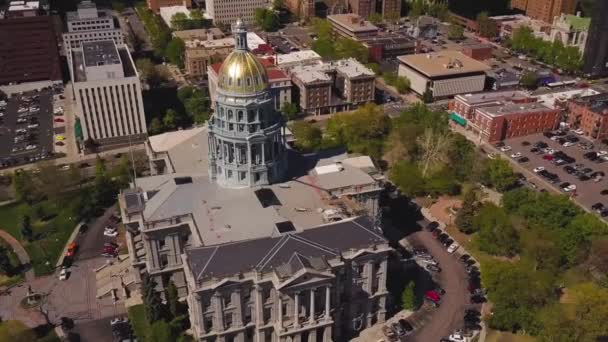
top-left (119, 20), bottom-right (389, 342)
top-left (184, 32), bottom-right (266, 77)
top-left (397, 51), bottom-right (490, 99)
top-left (205, 0), bottom-right (269, 25)
top-left (289, 59), bottom-right (375, 115)
top-left (567, 93), bottom-right (608, 140)
top-left (346, 0), bottom-right (401, 19)
top-left (71, 40), bottom-right (147, 145)
top-left (4, 0), bottom-right (42, 18)
top-left (63, 1), bottom-right (124, 57)
top-left (461, 44), bottom-right (493, 61)
top-left (533, 87), bottom-right (599, 110)
top-left (208, 58), bottom-right (291, 111)
top-left (450, 91), bottom-right (559, 142)
top-left (284, 0), bottom-right (314, 19)
top-left (147, 0), bottom-right (191, 13)
top-left (547, 13), bottom-right (589, 54)
top-left (511, 0), bottom-right (576, 23)
top-left (0, 15), bottom-right (61, 86)
top-left (583, 0), bottom-right (608, 78)
top-left (491, 14), bottom-right (551, 38)
top-left (327, 14), bottom-right (379, 41)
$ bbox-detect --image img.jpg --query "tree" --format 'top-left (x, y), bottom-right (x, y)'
top-left (401, 281), bottom-right (416, 310)
top-left (520, 71), bottom-right (538, 90)
top-left (476, 12), bottom-right (498, 38)
top-left (149, 320), bottom-right (175, 342)
top-left (390, 161), bottom-right (425, 197)
top-left (165, 38), bottom-right (185, 68)
top-left (474, 203), bottom-right (520, 256)
top-left (92, 157), bottom-right (115, 208)
top-left (455, 187), bottom-right (479, 234)
top-left (447, 24), bottom-right (464, 40)
top-left (280, 102), bottom-right (298, 121)
top-left (12, 171), bottom-right (37, 204)
top-left (142, 274), bottom-right (165, 323)
top-left (255, 9), bottom-right (279, 32)
top-left (20, 215), bottom-right (33, 242)
top-left (368, 12), bottom-right (383, 25)
top-left (291, 121), bottom-right (322, 152)
top-left (136, 58), bottom-right (161, 87)
top-left (448, 133), bottom-right (476, 182)
top-left (408, 0), bottom-right (424, 19)
top-left (166, 281), bottom-right (180, 319)
top-left (272, 0), bottom-right (284, 9)
top-left (163, 109), bottom-right (179, 130)
top-left (336, 38), bottom-right (369, 63)
top-left (149, 117), bottom-right (164, 135)
top-left (0, 245), bottom-right (13, 276)
top-left (481, 158), bottom-right (517, 192)
top-left (416, 128), bottom-right (451, 177)
top-left (170, 12), bottom-right (189, 30)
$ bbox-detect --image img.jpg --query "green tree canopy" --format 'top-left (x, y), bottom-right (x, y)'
top-left (476, 12), bottom-right (498, 38)
top-left (291, 121), bottom-right (322, 152)
top-left (401, 281), bottom-right (417, 310)
top-left (165, 38), bottom-right (185, 68)
top-left (480, 158), bottom-right (518, 192)
top-left (280, 102), bottom-right (299, 121)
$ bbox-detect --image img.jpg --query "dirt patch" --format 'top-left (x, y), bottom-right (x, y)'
top-left (428, 196), bottom-right (462, 224)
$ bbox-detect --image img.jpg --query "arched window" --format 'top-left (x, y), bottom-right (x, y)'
top-left (246, 78), bottom-right (251, 87)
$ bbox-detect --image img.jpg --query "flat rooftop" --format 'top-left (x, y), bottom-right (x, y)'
top-left (82, 40), bottom-right (120, 67)
top-left (398, 50), bottom-right (491, 78)
top-left (173, 28), bottom-right (224, 41)
top-left (327, 14), bottom-right (378, 33)
top-left (276, 50), bottom-right (321, 66)
top-left (477, 102), bottom-right (554, 117)
top-left (571, 93), bottom-right (608, 115)
top-left (72, 43), bottom-right (136, 82)
top-left (455, 90), bottom-right (531, 106)
top-left (291, 64), bottom-right (332, 84)
top-left (334, 58), bottom-right (375, 78)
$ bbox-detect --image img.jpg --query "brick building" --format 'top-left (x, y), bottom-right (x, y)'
top-left (327, 14), bottom-right (379, 41)
top-left (510, 0), bottom-right (576, 23)
top-left (566, 93), bottom-right (608, 141)
top-left (450, 91), bottom-right (559, 142)
top-left (461, 44), bottom-right (493, 61)
top-left (147, 0), bottom-right (191, 12)
top-left (347, 0), bottom-right (401, 20)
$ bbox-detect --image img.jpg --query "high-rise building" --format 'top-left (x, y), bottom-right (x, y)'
top-left (510, 0), bottom-right (576, 23)
top-left (205, 0), bottom-right (269, 25)
top-left (284, 0), bottom-right (315, 19)
top-left (70, 40), bottom-right (147, 145)
top-left (583, 0), bottom-right (608, 78)
top-left (62, 1), bottom-right (124, 58)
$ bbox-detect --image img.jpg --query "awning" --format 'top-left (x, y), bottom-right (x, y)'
top-left (450, 112), bottom-right (467, 127)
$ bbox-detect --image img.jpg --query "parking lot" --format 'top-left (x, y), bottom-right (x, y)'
top-left (0, 89), bottom-right (54, 168)
top-left (498, 131), bottom-right (608, 218)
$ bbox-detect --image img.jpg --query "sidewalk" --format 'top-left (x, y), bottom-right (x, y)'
top-left (0, 230), bottom-right (33, 282)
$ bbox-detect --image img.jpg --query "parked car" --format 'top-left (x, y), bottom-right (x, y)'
top-left (59, 267), bottom-right (68, 281)
top-left (459, 254), bottom-right (470, 263)
top-left (592, 203), bottom-right (604, 212)
top-left (65, 242), bottom-right (78, 257)
top-left (391, 322), bottom-right (406, 337)
top-left (518, 157), bottom-right (529, 163)
top-left (510, 152), bottom-right (522, 159)
top-left (426, 264), bottom-right (442, 273)
top-left (426, 221), bottom-right (440, 231)
top-left (499, 146), bottom-right (512, 152)
top-left (533, 166), bottom-right (545, 173)
top-left (447, 243), bottom-right (460, 253)
top-left (398, 319), bottom-right (414, 335)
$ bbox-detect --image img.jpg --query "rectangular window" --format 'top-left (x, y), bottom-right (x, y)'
top-left (224, 293), bottom-right (232, 307)
top-left (224, 312), bottom-right (233, 328)
top-left (158, 238), bottom-right (165, 249)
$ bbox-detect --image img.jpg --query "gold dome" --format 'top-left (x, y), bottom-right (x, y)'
top-left (217, 50), bottom-right (269, 94)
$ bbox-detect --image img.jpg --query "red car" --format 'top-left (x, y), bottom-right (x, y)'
top-left (543, 155), bottom-right (554, 161)
top-left (425, 290), bottom-right (441, 303)
top-left (54, 118), bottom-right (64, 123)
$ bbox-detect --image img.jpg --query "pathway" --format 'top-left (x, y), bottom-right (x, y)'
top-left (0, 230), bottom-right (33, 282)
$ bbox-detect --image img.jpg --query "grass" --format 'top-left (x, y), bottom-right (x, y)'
top-left (0, 191), bottom-right (85, 276)
top-left (0, 239), bottom-right (24, 287)
top-left (128, 304), bottom-right (149, 342)
top-left (486, 330), bottom-right (536, 342)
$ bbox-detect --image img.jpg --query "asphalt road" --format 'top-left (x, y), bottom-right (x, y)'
top-left (74, 206), bottom-right (119, 261)
top-left (405, 229), bottom-right (478, 341)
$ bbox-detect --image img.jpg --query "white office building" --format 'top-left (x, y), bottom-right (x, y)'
top-left (205, 0), bottom-right (269, 25)
top-left (62, 0), bottom-right (124, 56)
top-left (71, 40), bottom-right (147, 145)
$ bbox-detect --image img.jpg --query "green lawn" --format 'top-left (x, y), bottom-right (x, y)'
top-left (0, 192), bottom-right (84, 276)
top-left (0, 239), bottom-right (24, 287)
top-left (128, 304), bottom-right (149, 342)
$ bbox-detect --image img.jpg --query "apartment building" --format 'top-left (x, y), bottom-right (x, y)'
top-left (511, 0), bottom-right (576, 23)
top-left (289, 59), bottom-right (375, 115)
top-left (63, 1), bottom-right (124, 57)
top-left (205, 0), bottom-right (269, 25)
top-left (583, 0), bottom-right (608, 78)
top-left (147, 0), bottom-right (191, 12)
top-left (450, 91), bottom-right (559, 142)
top-left (566, 93), bottom-right (608, 140)
top-left (397, 51), bottom-right (490, 99)
top-left (71, 40), bottom-right (147, 145)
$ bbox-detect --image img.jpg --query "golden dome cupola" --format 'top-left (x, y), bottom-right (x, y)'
top-left (217, 19), bottom-right (269, 95)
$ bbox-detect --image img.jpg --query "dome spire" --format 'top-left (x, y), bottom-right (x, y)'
top-left (233, 18), bottom-right (248, 51)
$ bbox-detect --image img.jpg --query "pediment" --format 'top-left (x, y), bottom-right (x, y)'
top-left (277, 268), bottom-right (335, 291)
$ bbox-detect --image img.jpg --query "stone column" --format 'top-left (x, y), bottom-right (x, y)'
top-left (324, 286), bottom-right (331, 321)
top-left (213, 293), bottom-right (224, 331)
top-left (255, 285), bottom-right (264, 326)
top-left (309, 289), bottom-right (315, 323)
top-left (262, 142), bottom-right (266, 164)
top-left (278, 295), bottom-right (283, 330)
top-left (234, 289), bottom-right (243, 327)
top-left (323, 325), bottom-right (333, 342)
top-left (193, 293), bottom-right (204, 335)
top-left (379, 259), bottom-right (388, 292)
top-left (294, 292), bottom-right (300, 328)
